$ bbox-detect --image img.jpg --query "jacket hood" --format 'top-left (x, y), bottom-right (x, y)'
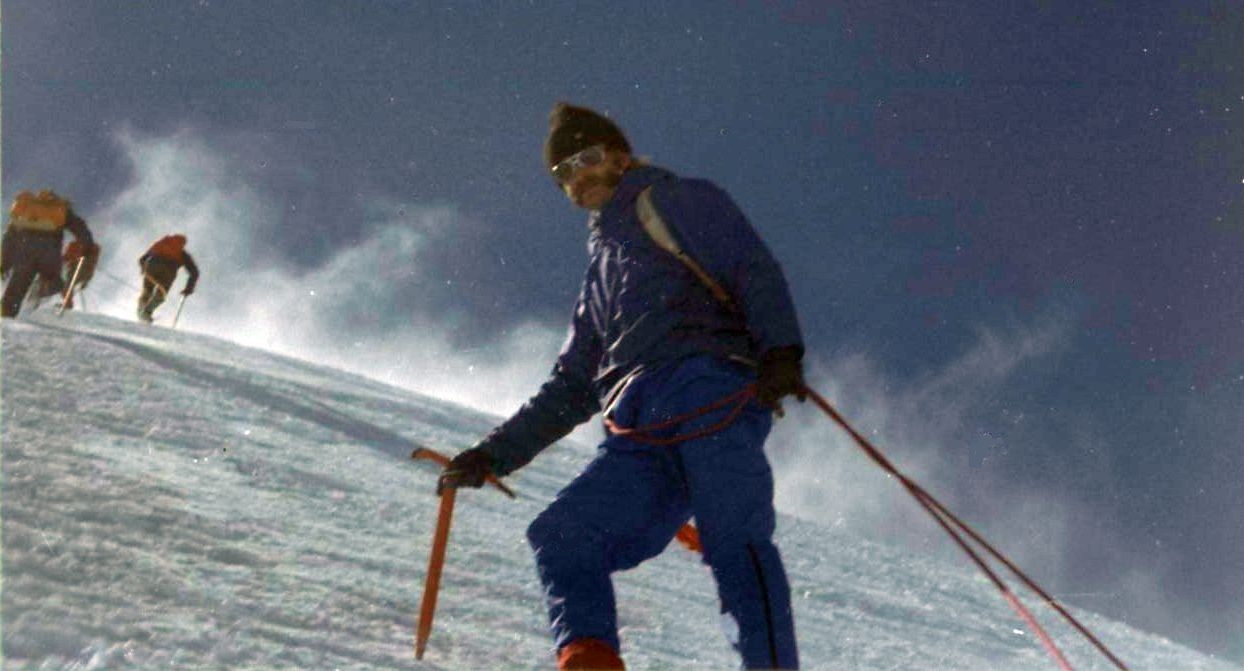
top-left (588, 165), bottom-right (677, 231)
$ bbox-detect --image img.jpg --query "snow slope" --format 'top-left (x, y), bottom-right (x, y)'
top-left (1, 311), bottom-right (1236, 670)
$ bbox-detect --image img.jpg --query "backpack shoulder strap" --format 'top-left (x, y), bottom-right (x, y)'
top-left (636, 187), bottom-right (734, 307)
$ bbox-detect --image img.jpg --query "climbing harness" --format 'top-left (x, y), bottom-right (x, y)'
top-left (603, 382), bottom-right (756, 446)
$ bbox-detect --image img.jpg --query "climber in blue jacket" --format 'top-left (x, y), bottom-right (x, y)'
top-left (438, 102), bottom-right (806, 671)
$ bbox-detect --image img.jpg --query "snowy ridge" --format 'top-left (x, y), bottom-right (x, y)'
top-left (1, 311), bottom-right (1236, 670)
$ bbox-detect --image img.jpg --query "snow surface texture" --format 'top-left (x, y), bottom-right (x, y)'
top-left (1, 311), bottom-right (1236, 670)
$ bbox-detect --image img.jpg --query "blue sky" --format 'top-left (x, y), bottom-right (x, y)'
top-left (4, 1), bottom-right (1242, 661)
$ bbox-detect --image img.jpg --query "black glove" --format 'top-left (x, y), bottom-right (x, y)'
top-left (436, 447), bottom-right (493, 495)
top-left (181, 286), bottom-right (195, 296)
top-left (756, 345), bottom-right (807, 416)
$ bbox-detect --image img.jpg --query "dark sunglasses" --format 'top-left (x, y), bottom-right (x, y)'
top-left (550, 145), bottom-right (607, 183)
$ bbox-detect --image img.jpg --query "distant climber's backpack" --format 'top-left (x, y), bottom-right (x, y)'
top-left (9, 190), bottom-right (69, 233)
top-left (147, 234), bottom-right (187, 263)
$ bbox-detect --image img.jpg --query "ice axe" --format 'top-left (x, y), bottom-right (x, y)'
top-left (411, 447), bottom-right (515, 498)
top-left (410, 447), bottom-right (514, 659)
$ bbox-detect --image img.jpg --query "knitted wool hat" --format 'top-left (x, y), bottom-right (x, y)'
top-left (544, 102), bottom-right (632, 169)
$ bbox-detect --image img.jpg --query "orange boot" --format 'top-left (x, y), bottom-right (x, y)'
top-left (557, 638), bottom-right (625, 670)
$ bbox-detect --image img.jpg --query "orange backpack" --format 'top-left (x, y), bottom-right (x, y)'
top-left (10, 190), bottom-right (69, 232)
top-left (147, 234), bottom-right (187, 263)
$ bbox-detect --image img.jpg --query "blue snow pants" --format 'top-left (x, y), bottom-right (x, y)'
top-left (526, 355), bottom-right (799, 669)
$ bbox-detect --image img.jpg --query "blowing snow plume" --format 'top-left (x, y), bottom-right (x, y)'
top-left (82, 128), bottom-right (562, 416)
top-left (1, 311), bottom-right (1236, 670)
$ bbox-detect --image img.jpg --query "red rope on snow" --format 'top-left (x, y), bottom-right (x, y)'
top-left (803, 385), bottom-right (1128, 671)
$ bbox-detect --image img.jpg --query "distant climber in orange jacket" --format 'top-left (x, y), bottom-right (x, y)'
top-left (1, 190), bottom-right (94, 317)
top-left (137, 234), bottom-right (199, 324)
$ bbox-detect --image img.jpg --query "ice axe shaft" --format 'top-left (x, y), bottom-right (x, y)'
top-left (170, 294), bottom-right (187, 329)
top-left (415, 486), bottom-right (456, 659)
top-left (57, 257), bottom-right (86, 316)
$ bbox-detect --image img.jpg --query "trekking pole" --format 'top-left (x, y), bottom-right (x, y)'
top-left (170, 294), bottom-right (188, 329)
top-left (415, 486), bottom-right (456, 659)
top-left (801, 384), bottom-right (1128, 671)
top-left (58, 257), bottom-right (86, 316)
top-left (24, 280), bottom-right (44, 312)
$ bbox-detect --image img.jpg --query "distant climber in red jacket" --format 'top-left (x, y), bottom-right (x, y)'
top-left (137, 234), bottom-right (199, 324)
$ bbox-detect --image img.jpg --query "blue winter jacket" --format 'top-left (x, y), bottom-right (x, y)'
top-left (478, 165), bottom-right (804, 476)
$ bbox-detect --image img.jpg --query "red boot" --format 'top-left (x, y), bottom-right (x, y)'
top-left (557, 638), bottom-right (625, 671)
